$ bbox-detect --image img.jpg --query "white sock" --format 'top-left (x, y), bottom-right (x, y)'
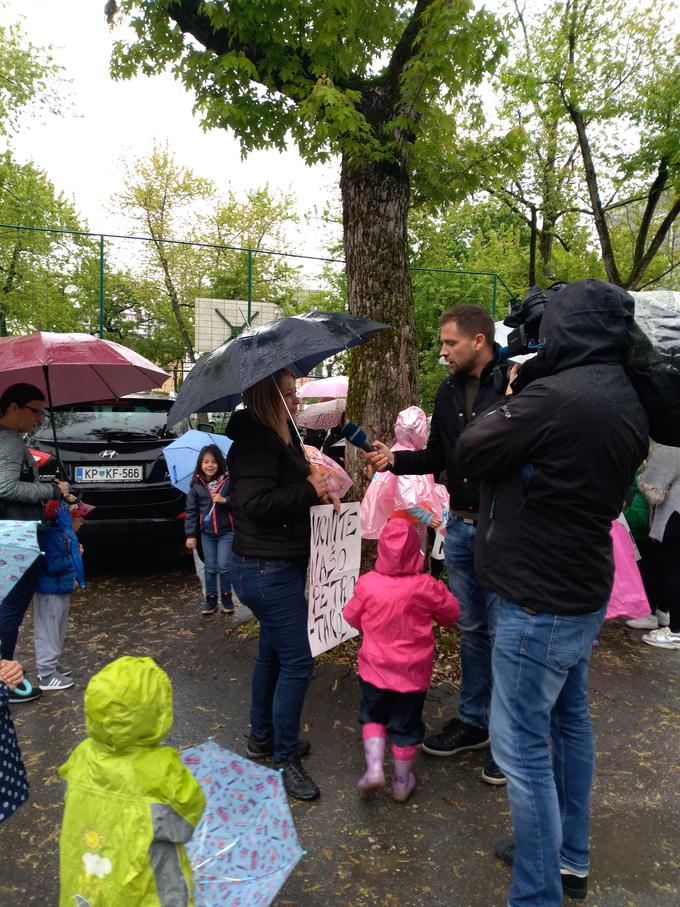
top-left (561, 867), bottom-right (588, 878)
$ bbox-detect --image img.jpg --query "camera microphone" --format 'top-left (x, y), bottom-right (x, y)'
top-left (340, 421), bottom-right (375, 453)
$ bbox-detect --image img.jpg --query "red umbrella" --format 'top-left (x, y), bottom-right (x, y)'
top-left (0, 332), bottom-right (168, 404)
top-left (0, 332), bottom-right (169, 475)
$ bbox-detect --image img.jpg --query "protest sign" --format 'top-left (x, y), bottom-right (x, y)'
top-left (308, 502), bottom-right (360, 656)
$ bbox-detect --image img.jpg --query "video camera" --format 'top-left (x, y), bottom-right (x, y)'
top-left (499, 282), bottom-right (567, 360)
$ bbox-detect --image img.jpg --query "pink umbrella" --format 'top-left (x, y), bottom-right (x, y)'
top-left (297, 375), bottom-right (348, 399)
top-left (0, 332), bottom-right (169, 474)
top-left (0, 332), bottom-right (168, 404)
top-left (295, 398), bottom-right (346, 431)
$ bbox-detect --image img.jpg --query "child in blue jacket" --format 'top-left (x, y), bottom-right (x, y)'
top-left (33, 499), bottom-right (91, 692)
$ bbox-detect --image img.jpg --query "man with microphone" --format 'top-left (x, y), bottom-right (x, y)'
top-left (363, 303), bottom-right (508, 785)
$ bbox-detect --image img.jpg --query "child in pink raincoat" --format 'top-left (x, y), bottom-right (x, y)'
top-left (359, 406), bottom-right (449, 540)
top-left (342, 519), bottom-right (459, 802)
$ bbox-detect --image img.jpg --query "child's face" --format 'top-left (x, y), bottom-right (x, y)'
top-left (71, 516), bottom-right (84, 532)
top-left (201, 453), bottom-right (219, 478)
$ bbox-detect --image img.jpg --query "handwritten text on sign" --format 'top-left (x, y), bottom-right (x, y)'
top-left (308, 502), bottom-right (360, 657)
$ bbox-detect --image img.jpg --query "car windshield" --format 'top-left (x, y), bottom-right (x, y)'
top-left (34, 401), bottom-right (180, 441)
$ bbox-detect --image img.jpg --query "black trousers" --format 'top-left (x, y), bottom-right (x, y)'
top-left (358, 677), bottom-right (426, 747)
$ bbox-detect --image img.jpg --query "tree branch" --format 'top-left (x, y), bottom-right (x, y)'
top-left (626, 195), bottom-right (680, 288)
top-left (633, 158), bottom-right (669, 268)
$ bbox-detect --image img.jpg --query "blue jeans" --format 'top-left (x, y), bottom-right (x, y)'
top-left (490, 600), bottom-right (606, 907)
top-left (443, 515), bottom-right (500, 728)
top-left (231, 554), bottom-right (313, 761)
top-left (201, 530), bottom-right (233, 596)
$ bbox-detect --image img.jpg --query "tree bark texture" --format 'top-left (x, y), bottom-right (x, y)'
top-left (341, 154), bottom-right (419, 500)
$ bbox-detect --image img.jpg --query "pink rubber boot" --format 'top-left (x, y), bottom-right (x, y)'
top-left (391, 744), bottom-right (417, 802)
top-left (357, 723), bottom-right (387, 794)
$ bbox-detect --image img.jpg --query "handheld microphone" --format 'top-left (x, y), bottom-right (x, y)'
top-left (340, 421), bottom-right (375, 453)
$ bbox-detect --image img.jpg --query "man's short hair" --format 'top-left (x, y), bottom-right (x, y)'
top-left (0, 383), bottom-right (46, 415)
top-left (439, 304), bottom-right (495, 347)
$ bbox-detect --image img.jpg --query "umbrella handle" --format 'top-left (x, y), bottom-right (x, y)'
top-left (42, 365), bottom-right (68, 483)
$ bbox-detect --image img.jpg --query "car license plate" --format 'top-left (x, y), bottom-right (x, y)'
top-left (74, 465), bottom-right (144, 482)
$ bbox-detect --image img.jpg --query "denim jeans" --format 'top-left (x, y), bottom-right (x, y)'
top-left (201, 530), bottom-right (233, 596)
top-left (231, 553), bottom-right (313, 761)
top-left (0, 556), bottom-right (43, 660)
top-left (443, 514), bottom-right (500, 729)
top-left (490, 600), bottom-right (606, 907)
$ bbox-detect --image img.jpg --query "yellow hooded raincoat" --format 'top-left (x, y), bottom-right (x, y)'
top-left (59, 656), bottom-right (205, 906)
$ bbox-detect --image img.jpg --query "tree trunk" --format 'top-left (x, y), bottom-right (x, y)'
top-left (341, 154), bottom-right (419, 499)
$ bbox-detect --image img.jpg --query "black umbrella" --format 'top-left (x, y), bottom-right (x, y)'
top-left (167, 311), bottom-right (388, 425)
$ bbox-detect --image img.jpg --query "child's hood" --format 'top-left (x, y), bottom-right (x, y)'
top-left (393, 406), bottom-right (428, 451)
top-left (84, 656), bottom-right (173, 751)
top-left (375, 518), bottom-right (424, 576)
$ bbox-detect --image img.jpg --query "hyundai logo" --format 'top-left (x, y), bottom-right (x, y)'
top-left (99, 449), bottom-right (118, 460)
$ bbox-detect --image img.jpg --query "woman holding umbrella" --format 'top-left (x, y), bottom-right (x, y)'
top-left (227, 369), bottom-right (336, 801)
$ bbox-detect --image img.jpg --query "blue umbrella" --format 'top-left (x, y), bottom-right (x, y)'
top-left (162, 430), bottom-right (233, 493)
top-left (167, 311), bottom-right (387, 425)
top-left (181, 739), bottom-right (304, 906)
top-left (0, 520), bottom-right (41, 601)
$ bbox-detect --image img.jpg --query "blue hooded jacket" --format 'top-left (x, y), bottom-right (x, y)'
top-left (36, 502), bottom-right (86, 596)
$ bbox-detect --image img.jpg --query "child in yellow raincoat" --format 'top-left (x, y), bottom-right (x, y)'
top-left (59, 656), bottom-right (205, 906)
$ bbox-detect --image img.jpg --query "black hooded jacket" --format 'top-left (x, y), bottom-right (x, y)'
top-left (454, 279), bottom-right (649, 615)
top-left (226, 408), bottom-right (319, 559)
top-left (391, 347), bottom-right (507, 514)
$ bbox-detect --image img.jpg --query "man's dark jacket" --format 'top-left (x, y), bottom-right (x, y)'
top-left (391, 348), bottom-right (506, 515)
top-left (226, 409), bottom-right (318, 559)
top-left (454, 279), bottom-right (649, 615)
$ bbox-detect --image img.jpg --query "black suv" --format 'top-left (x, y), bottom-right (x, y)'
top-left (29, 394), bottom-right (188, 535)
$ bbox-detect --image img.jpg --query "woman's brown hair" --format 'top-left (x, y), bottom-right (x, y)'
top-left (242, 369), bottom-right (295, 444)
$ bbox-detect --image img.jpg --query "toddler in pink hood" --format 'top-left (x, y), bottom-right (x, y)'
top-left (343, 518), bottom-right (459, 802)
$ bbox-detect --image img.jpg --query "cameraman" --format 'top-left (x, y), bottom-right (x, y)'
top-left (454, 280), bottom-right (648, 906)
top-left (366, 304), bottom-right (508, 785)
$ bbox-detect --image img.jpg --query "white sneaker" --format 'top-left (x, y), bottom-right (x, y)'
top-left (642, 627), bottom-right (680, 651)
top-left (38, 671), bottom-right (74, 691)
top-left (626, 610), bottom-right (670, 630)
top-left (626, 613), bottom-right (659, 629)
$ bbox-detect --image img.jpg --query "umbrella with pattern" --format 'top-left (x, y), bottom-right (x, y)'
top-left (181, 739), bottom-right (304, 907)
top-left (0, 520), bottom-right (41, 602)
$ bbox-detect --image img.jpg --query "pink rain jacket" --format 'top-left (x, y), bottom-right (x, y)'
top-left (343, 519), bottom-right (460, 692)
top-left (360, 406), bottom-right (449, 538)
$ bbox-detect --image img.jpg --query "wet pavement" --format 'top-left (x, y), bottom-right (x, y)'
top-left (1, 540), bottom-right (679, 906)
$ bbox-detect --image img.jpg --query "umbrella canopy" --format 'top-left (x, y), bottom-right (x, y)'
top-left (297, 375), bottom-right (348, 399)
top-left (295, 398), bottom-right (346, 431)
top-left (182, 739), bottom-right (304, 907)
top-left (0, 332), bottom-right (169, 406)
top-left (0, 520), bottom-right (41, 601)
top-left (167, 311), bottom-right (387, 425)
top-left (162, 430), bottom-right (233, 493)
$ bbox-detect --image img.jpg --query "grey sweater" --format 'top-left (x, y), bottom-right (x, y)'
top-left (0, 424), bottom-right (59, 520)
top-left (638, 444), bottom-right (680, 542)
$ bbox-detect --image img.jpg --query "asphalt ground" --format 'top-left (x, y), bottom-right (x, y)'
top-left (1, 540), bottom-right (679, 906)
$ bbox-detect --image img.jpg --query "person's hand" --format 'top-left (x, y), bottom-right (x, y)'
top-left (0, 659), bottom-right (24, 690)
top-left (185, 537), bottom-right (197, 550)
top-left (211, 493), bottom-right (227, 504)
top-left (79, 544), bottom-right (84, 555)
top-left (430, 514), bottom-right (443, 530)
top-left (364, 441), bottom-right (394, 472)
top-left (307, 466), bottom-right (330, 499)
top-left (320, 491), bottom-right (341, 513)
top-left (506, 363), bottom-right (521, 396)
top-left (56, 481), bottom-right (70, 496)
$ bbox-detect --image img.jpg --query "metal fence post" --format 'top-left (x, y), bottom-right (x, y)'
top-left (491, 273), bottom-right (497, 317)
top-left (99, 234), bottom-right (105, 338)
top-left (247, 249), bottom-right (253, 323)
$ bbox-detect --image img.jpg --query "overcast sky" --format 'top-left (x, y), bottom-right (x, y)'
top-left (2, 0), bottom-right (339, 256)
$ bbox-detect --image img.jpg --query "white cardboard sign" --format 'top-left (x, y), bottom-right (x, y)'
top-left (307, 502), bottom-right (361, 656)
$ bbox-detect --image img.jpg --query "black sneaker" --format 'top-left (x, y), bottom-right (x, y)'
top-left (274, 755), bottom-right (320, 801)
top-left (201, 595), bottom-right (218, 615)
top-left (481, 756), bottom-right (507, 786)
top-left (421, 718), bottom-right (490, 756)
top-left (495, 837), bottom-right (588, 900)
top-left (8, 679), bottom-right (42, 704)
top-left (246, 734), bottom-right (311, 759)
top-left (219, 593), bottom-right (235, 615)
